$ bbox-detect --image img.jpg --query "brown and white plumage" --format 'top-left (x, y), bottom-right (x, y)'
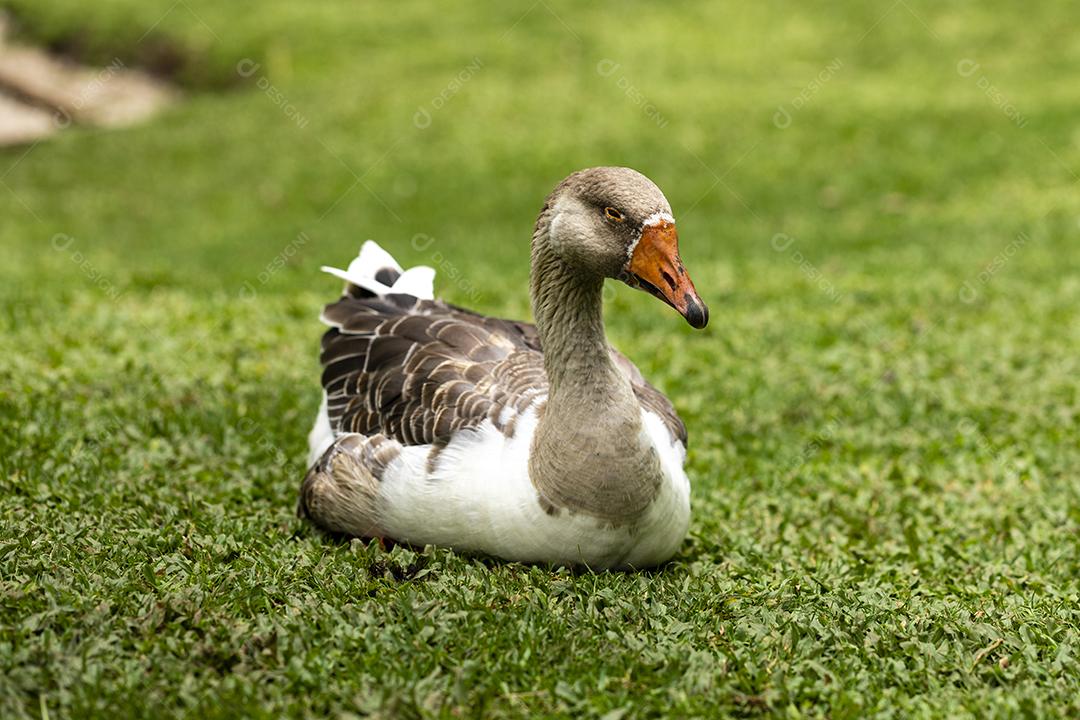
top-left (316, 288), bottom-right (686, 454)
top-left (299, 167), bottom-right (708, 569)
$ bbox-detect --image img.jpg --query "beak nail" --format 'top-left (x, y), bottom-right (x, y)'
top-left (684, 295), bottom-right (708, 329)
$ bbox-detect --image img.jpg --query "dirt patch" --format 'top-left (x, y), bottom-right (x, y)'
top-left (0, 12), bottom-right (177, 146)
top-left (0, 89), bottom-right (54, 145)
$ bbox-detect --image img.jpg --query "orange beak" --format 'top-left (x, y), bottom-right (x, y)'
top-left (625, 219), bottom-right (708, 328)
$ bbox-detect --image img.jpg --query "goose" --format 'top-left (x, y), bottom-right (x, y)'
top-left (298, 167), bottom-right (708, 569)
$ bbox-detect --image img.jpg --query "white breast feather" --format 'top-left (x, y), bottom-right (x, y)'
top-left (374, 406), bottom-right (690, 569)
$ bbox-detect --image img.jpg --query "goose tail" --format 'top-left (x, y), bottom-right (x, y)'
top-left (321, 240), bottom-right (435, 300)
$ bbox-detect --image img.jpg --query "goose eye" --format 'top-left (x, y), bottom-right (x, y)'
top-left (604, 207), bottom-right (624, 223)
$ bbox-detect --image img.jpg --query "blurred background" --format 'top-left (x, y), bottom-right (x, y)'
top-left (1, 0), bottom-right (1078, 716)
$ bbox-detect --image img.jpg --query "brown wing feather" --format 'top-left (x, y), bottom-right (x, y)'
top-left (318, 293), bottom-right (687, 448)
top-left (320, 294), bottom-right (546, 446)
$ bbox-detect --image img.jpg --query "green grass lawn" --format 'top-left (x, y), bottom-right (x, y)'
top-left (2, 0), bottom-right (1079, 716)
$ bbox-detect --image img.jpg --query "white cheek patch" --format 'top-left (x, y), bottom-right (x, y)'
top-left (546, 196), bottom-right (576, 253)
top-left (548, 212), bottom-right (566, 246)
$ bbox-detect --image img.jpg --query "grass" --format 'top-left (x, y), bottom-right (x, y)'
top-left (1, 0), bottom-right (1079, 716)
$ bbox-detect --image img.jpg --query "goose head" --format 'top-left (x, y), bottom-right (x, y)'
top-left (542, 166), bottom-right (709, 329)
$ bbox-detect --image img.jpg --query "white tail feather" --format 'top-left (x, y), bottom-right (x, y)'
top-left (321, 240), bottom-right (435, 300)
